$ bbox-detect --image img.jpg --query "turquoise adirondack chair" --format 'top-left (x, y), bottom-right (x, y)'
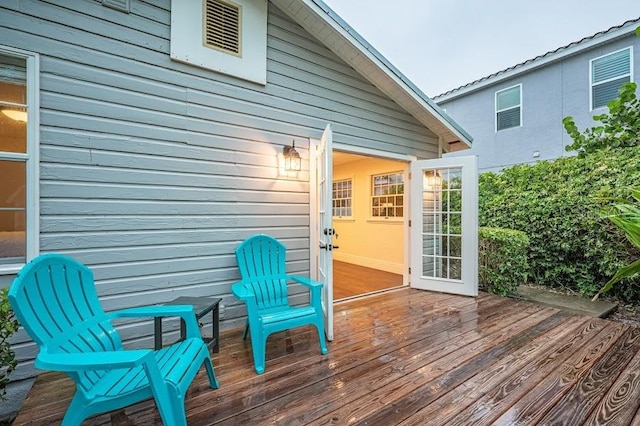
top-left (8, 254), bottom-right (219, 426)
top-left (232, 234), bottom-right (328, 374)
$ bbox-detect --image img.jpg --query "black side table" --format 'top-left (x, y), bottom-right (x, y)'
top-left (154, 296), bottom-right (221, 352)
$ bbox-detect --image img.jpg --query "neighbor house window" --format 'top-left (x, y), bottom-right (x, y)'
top-left (332, 179), bottom-right (352, 218)
top-left (371, 172), bottom-right (404, 219)
top-left (0, 47), bottom-right (39, 272)
top-left (591, 47), bottom-right (632, 110)
top-left (495, 84), bottom-right (521, 131)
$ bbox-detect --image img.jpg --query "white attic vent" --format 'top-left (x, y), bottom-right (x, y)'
top-left (102, 0), bottom-right (130, 13)
top-left (204, 0), bottom-right (242, 56)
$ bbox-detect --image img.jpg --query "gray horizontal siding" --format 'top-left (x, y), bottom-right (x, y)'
top-left (1, 0), bottom-right (438, 377)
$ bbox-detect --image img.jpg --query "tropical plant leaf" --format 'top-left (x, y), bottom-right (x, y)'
top-left (595, 188), bottom-right (640, 299)
top-left (594, 257), bottom-right (640, 300)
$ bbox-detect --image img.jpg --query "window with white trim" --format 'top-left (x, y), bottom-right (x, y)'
top-left (0, 47), bottom-right (39, 272)
top-left (371, 172), bottom-right (404, 219)
top-left (591, 47), bottom-right (632, 110)
top-left (495, 84), bottom-right (521, 131)
top-left (332, 179), bottom-right (352, 218)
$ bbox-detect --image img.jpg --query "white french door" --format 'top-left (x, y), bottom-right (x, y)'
top-left (314, 124), bottom-right (334, 340)
top-left (410, 156), bottom-right (478, 296)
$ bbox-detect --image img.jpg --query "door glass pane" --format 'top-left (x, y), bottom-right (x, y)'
top-left (421, 167), bottom-right (463, 280)
top-left (446, 190), bottom-right (462, 214)
top-left (449, 236), bottom-right (462, 257)
top-left (450, 258), bottom-right (462, 280)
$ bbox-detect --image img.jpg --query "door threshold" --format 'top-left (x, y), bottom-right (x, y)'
top-left (334, 285), bottom-right (407, 304)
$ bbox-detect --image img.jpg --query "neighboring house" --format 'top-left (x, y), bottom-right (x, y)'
top-left (0, 0), bottom-right (472, 418)
top-left (435, 18), bottom-right (640, 172)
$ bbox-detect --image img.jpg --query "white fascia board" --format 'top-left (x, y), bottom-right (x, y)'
top-left (278, 0), bottom-right (473, 147)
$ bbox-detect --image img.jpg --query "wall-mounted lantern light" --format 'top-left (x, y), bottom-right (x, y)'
top-left (283, 141), bottom-right (301, 172)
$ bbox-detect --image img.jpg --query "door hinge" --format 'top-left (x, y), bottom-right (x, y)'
top-left (409, 220), bottom-right (411, 227)
top-left (408, 267), bottom-right (411, 274)
top-left (409, 172), bottom-right (412, 180)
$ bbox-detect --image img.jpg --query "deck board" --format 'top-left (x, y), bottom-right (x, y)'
top-left (491, 321), bottom-right (630, 426)
top-left (13, 288), bottom-right (638, 425)
top-left (585, 342), bottom-right (640, 425)
top-left (402, 315), bottom-right (593, 426)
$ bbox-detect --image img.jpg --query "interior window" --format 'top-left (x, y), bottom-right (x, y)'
top-left (371, 172), bottom-right (404, 219)
top-left (332, 179), bottom-right (353, 218)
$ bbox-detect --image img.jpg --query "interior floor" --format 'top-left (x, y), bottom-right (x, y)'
top-left (333, 260), bottom-right (403, 300)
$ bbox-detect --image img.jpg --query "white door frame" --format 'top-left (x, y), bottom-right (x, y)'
top-left (310, 142), bottom-right (416, 288)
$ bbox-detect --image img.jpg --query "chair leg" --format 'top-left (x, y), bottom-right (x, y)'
top-left (154, 386), bottom-right (186, 426)
top-left (61, 394), bottom-right (88, 426)
top-left (250, 329), bottom-right (266, 374)
top-left (315, 318), bottom-right (328, 355)
top-left (242, 320), bottom-right (249, 340)
top-left (204, 356), bottom-right (220, 389)
top-left (172, 397), bottom-right (187, 426)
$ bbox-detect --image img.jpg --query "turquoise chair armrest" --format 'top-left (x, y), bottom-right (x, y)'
top-left (232, 282), bottom-right (260, 320)
top-left (109, 305), bottom-right (201, 339)
top-left (36, 349), bottom-right (153, 371)
top-left (289, 275), bottom-right (323, 289)
top-left (232, 281), bottom-right (255, 301)
top-left (290, 276), bottom-right (323, 306)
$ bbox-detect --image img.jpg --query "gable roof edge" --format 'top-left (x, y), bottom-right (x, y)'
top-left (271, 0), bottom-right (473, 148)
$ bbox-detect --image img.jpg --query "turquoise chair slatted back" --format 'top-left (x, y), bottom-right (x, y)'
top-left (9, 254), bottom-right (122, 392)
top-left (9, 253), bottom-right (219, 425)
top-left (235, 234), bottom-right (289, 310)
top-left (232, 234), bottom-right (328, 374)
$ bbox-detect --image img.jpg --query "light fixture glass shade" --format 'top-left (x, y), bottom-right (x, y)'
top-left (284, 142), bottom-right (301, 171)
top-left (1, 109), bottom-right (27, 122)
top-left (424, 170), bottom-right (442, 189)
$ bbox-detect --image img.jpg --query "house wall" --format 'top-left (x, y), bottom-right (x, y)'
top-left (333, 157), bottom-right (406, 274)
top-left (0, 0), bottom-right (440, 383)
top-left (439, 32), bottom-right (640, 172)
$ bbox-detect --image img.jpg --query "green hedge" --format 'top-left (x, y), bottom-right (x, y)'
top-left (479, 146), bottom-right (640, 301)
top-left (0, 288), bottom-right (18, 401)
top-left (479, 227), bottom-right (530, 296)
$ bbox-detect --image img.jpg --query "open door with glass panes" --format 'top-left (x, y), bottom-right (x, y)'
top-left (315, 124), bottom-right (334, 340)
top-left (410, 156), bottom-right (478, 296)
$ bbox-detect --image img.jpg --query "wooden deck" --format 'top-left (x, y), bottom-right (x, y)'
top-left (14, 288), bottom-right (640, 425)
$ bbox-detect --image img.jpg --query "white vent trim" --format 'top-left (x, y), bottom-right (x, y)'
top-left (171, 0), bottom-right (267, 85)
